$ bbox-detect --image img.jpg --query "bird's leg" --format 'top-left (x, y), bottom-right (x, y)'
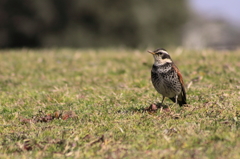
top-left (175, 95), bottom-right (178, 104)
top-left (161, 96), bottom-right (165, 105)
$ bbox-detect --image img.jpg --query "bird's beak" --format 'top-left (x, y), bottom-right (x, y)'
top-left (148, 50), bottom-right (155, 55)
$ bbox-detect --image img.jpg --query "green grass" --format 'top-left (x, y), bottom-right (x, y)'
top-left (0, 48), bottom-right (239, 158)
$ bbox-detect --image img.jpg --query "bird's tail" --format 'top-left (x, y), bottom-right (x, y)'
top-left (178, 97), bottom-right (187, 106)
top-left (170, 87), bottom-right (187, 106)
top-left (169, 96), bottom-right (187, 106)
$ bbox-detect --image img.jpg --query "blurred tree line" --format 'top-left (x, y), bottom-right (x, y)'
top-left (0, 0), bottom-right (189, 48)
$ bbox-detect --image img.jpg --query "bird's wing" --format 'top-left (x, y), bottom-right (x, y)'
top-left (172, 64), bottom-right (187, 104)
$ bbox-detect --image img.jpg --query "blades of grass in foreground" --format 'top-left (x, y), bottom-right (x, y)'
top-left (0, 48), bottom-right (239, 158)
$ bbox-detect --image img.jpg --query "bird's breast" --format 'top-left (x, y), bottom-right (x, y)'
top-left (151, 67), bottom-right (182, 97)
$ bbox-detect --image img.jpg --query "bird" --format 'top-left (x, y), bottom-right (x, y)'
top-left (148, 48), bottom-right (187, 106)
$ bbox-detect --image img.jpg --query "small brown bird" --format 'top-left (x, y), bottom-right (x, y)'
top-left (148, 48), bottom-right (187, 106)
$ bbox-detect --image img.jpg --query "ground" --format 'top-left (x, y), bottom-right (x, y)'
top-left (0, 48), bottom-right (239, 158)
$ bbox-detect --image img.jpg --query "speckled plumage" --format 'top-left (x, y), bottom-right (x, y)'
top-left (148, 48), bottom-right (187, 106)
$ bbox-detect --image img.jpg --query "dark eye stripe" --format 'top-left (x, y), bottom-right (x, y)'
top-left (162, 53), bottom-right (170, 59)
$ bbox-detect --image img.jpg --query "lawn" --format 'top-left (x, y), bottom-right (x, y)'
top-left (0, 48), bottom-right (239, 158)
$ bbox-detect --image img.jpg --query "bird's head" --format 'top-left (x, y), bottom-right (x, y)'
top-left (148, 48), bottom-right (172, 66)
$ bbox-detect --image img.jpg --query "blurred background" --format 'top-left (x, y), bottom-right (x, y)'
top-left (0, 0), bottom-right (240, 49)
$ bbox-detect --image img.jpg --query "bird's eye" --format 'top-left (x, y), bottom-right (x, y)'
top-left (157, 52), bottom-right (162, 55)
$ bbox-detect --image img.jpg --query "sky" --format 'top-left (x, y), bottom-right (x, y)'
top-left (188, 0), bottom-right (240, 26)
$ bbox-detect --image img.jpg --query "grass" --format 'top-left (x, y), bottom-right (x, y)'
top-left (0, 48), bottom-right (239, 158)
